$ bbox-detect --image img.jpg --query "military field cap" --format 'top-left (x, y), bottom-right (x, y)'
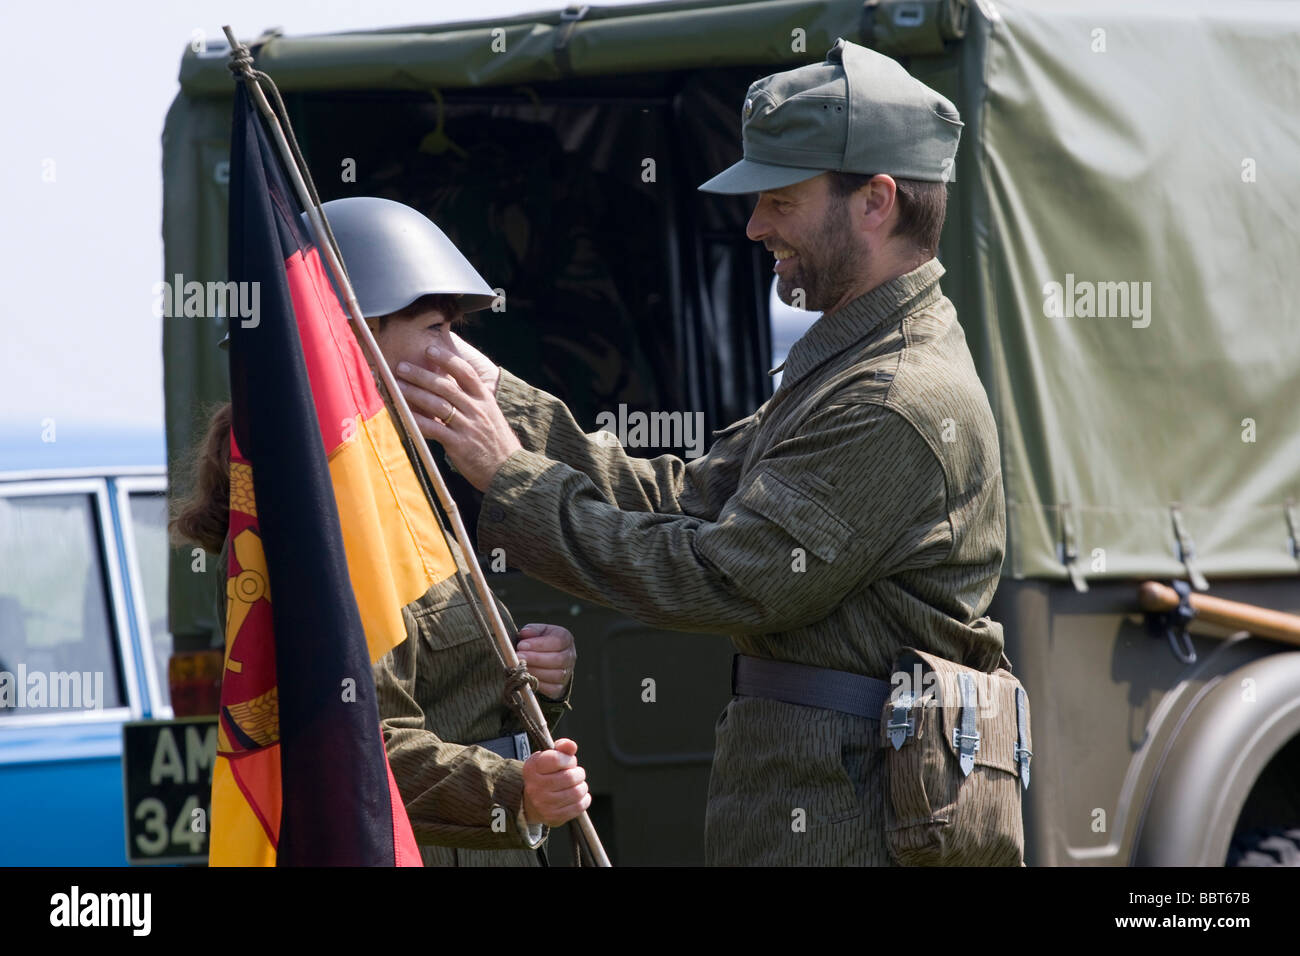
top-left (698, 37), bottom-right (963, 194)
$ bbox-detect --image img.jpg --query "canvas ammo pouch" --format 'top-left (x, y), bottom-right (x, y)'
top-left (880, 647), bottom-right (1032, 866)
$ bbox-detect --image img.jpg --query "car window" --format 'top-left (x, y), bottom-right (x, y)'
top-left (0, 492), bottom-right (126, 715)
top-left (126, 491), bottom-right (171, 710)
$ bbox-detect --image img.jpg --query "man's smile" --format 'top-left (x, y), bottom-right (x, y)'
top-left (771, 246), bottom-right (799, 274)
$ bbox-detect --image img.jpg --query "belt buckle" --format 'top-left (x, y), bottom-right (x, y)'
top-left (512, 731), bottom-right (532, 761)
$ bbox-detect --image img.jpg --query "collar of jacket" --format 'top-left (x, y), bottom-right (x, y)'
top-left (772, 257), bottom-right (946, 390)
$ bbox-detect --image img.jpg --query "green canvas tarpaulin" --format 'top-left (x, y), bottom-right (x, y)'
top-left (163, 0), bottom-right (1300, 643)
top-left (966, 0), bottom-right (1300, 581)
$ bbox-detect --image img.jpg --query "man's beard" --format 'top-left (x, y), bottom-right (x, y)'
top-left (775, 204), bottom-right (861, 313)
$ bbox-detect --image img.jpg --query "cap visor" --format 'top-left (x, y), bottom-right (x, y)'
top-left (697, 159), bottom-right (825, 194)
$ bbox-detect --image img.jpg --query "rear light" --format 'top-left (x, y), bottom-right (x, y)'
top-left (168, 650), bottom-right (224, 717)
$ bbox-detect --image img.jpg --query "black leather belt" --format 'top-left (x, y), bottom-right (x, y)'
top-left (475, 731), bottom-right (532, 761)
top-left (731, 654), bottom-right (891, 719)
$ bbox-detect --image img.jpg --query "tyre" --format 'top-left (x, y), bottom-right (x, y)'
top-left (1226, 826), bottom-right (1300, 866)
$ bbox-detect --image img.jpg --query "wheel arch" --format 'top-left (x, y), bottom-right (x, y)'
top-left (1133, 651), bottom-right (1300, 865)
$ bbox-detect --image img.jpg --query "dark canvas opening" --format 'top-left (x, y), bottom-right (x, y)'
top-left (291, 68), bottom-right (777, 530)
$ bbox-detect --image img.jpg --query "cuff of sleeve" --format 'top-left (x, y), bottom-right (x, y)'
top-left (537, 689), bottom-right (573, 710)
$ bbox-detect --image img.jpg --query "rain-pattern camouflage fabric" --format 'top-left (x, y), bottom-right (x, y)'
top-left (373, 555), bottom-right (571, 868)
top-left (477, 258), bottom-right (1006, 865)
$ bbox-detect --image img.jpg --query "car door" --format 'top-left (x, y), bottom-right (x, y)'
top-left (0, 477), bottom-right (145, 864)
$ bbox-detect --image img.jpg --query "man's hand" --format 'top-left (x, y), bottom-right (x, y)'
top-left (394, 344), bottom-right (521, 491)
top-left (517, 623), bottom-right (576, 700)
top-left (522, 738), bottom-right (591, 827)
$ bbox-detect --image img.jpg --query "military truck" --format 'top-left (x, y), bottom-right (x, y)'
top-left (160, 0), bottom-right (1300, 865)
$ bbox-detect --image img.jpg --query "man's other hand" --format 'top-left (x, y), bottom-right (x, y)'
top-left (517, 623), bottom-right (576, 699)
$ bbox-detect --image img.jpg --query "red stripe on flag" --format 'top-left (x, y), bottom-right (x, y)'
top-left (282, 247), bottom-right (384, 455)
top-left (384, 746), bottom-right (423, 867)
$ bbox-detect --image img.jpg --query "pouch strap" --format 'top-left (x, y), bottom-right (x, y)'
top-left (954, 672), bottom-right (980, 776)
top-left (887, 693), bottom-right (916, 750)
top-left (1014, 686), bottom-right (1032, 789)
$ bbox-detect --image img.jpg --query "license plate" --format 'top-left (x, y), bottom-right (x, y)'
top-left (122, 717), bottom-right (218, 865)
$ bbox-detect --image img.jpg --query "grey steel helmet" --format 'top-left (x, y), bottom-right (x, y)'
top-left (312, 197), bottom-right (497, 317)
top-left (220, 196), bottom-right (495, 348)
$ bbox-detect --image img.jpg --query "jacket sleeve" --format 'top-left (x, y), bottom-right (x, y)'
top-left (476, 399), bottom-right (953, 637)
top-left (373, 611), bottom-right (546, 852)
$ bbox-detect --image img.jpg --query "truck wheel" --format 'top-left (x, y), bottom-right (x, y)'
top-left (1226, 826), bottom-right (1300, 866)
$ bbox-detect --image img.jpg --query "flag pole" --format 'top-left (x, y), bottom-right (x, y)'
top-left (222, 26), bottom-right (610, 867)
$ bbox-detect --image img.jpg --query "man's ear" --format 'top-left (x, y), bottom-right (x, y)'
top-left (860, 175), bottom-right (898, 232)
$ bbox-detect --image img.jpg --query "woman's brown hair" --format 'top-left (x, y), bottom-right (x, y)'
top-left (169, 402), bottom-right (233, 555)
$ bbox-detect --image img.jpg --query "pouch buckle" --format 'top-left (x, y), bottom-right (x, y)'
top-left (886, 693), bottom-right (916, 750)
top-left (955, 672), bottom-right (980, 775)
top-left (1014, 685), bottom-right (1032, 789)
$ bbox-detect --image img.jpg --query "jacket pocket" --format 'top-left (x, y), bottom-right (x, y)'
top-left (737, 467), bottom-right (854, 563)
top-left (407, 580), bottom-right (484, 651)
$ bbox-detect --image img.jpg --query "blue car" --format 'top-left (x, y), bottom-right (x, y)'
top-left (0, 422), bottom-right (170, 865)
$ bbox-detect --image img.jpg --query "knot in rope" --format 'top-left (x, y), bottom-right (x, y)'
top-left (226, 40), bottom-right (256, 77)
top-left (503, 661), bottom-right (539, 705)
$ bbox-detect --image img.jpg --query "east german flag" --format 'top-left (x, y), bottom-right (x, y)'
top-left (210, 83), bottom-right (456, 865)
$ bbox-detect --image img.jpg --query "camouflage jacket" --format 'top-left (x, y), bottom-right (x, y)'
top-left (475, 258), bottom-right (1006, 865)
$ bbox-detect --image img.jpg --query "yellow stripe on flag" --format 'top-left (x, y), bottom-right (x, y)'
top-left (329, 406), bottom-right (458, 662)
top-left (209, 755), bottom-right (277, 867)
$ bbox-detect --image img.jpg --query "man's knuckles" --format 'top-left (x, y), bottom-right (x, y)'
top-left (527, 750), bottom-right (578, 774)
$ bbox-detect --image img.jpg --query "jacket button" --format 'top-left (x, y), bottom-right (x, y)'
top-left (486, 505), bottom-right (506, 522)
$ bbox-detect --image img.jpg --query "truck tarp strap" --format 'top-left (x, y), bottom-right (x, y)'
top-left (554, 5), bottom-right (590, 76)
top-left (1170, 504), bottom-right (1210, 592)
top-left (1058, 500), bottom-right (1089, 593)
top-left (1285, 498), bottom-right (1299, 563)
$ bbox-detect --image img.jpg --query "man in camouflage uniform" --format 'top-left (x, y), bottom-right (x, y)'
top-left (399, 39), bottom-right (1007, 866)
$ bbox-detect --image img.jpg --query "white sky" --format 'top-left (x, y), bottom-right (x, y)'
top-left (0, 0), bottom-right (657, 429)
